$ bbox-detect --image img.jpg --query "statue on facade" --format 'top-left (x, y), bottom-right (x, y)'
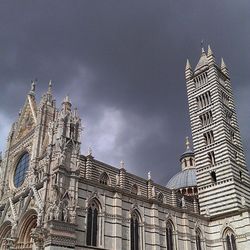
top-left (116, 174), bottom-right (120, 186)
top-left (152, 186), bottom-right (156, 198)
top-left (181, 196), bottom-right (186, 208)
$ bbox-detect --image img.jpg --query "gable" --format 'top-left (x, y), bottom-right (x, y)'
top-left (15, 96), bottom-right (37, 141)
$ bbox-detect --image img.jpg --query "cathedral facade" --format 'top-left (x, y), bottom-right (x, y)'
top-left (0, 47), bottom-right (250, 250)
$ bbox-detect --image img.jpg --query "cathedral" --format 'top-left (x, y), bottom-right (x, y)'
top-left (0, 46), bottom-right (250, 250)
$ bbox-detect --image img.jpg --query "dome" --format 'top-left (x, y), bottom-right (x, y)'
top-left (166, 168), bottom-right (197, 189)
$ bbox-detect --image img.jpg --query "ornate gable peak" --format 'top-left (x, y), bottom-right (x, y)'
top-left (13, 83), bottom-right (39, 141)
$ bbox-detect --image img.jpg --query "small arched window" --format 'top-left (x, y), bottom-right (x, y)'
top-left (14, 152), bottom-right (30, 188)
top-left (131, 210), bottom-right (140, 250)
top-left (190, 158), bottom-right (193, 166)
top-left (158, 192), bottom-right (164, 203)
top-left (166, 221), bottom-right (174, 250)
top-left (196, 229), bottom-right (202, 250)
top-left (86, 200), bottom-right (99, 246)
top-left (224, 229), bottom-right (237, 250)
top-left (99, 172), bottom-right (109, 185)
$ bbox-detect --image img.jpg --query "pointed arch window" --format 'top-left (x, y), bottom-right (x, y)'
top-left (196, 229), bottom-right (202, 250)
top-left (224, 229), bottom-right (237, 250)
top-left (130, 210), bottom-right (140, 250)
top-left (86, 200), bottom-right (99, 246)
top-left (99, 172), bottom-right (109, 185)
top-left (166, 221), bottom-right (174, 250)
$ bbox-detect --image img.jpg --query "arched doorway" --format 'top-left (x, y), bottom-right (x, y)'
top-left (0, 221), bottom-right (12, 250)
top-left (16, 210), bottom-right (37, 249)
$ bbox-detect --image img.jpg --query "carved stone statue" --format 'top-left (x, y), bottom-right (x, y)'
top-left (116, 174), bottom-right (120, 186)
top-left (205, 207), bottom-right (210, 216)
top-left (241, 196), bottom-right (246, 207)
top-left (54, 204), bottom-right (60, 220)
top-left (63, 207), bottom-right (69, 222)
top-left (47, 204), bottom-right (54, 221)
top-left (11, 220), bottom-right (17, 237)
top-left (152, 186), bottom-right (156, 197)
top-left (70, 208), bottom-right (77, 224)
top-left (148, 171), bottom-right (151, 180)
top-left (181, 196), bottom-right (186, 208)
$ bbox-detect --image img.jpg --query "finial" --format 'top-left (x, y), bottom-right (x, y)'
top-left (48, 80), bottom-right (52, 94)
top-left (87, 147), bottom-right (92, 156)
top-left (185, 136), bottom-right (190, 151)
top-left (148, 171), bottom-right (151, 180)
top-left (18, 108), bottom-right (22, 116)
top-left (120, 160), bottom-right (125, 169)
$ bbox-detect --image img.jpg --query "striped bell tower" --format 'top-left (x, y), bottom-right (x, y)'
top-left (185, 45), bottom-right (250, 216)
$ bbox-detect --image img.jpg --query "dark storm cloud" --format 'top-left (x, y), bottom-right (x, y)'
top-left (0, 0), bottom-right (250, 184)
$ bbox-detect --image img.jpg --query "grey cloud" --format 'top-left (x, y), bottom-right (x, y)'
top-left (0, 0), bottom-right (250, 185)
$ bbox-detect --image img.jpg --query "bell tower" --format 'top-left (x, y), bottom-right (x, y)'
top-left (185, 45), bottom-right (250, 216)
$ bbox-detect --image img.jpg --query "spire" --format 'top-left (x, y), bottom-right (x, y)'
top-left (221, 57), bottom-right (229, 77)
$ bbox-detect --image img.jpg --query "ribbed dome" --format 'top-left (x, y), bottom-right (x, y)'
top-left (166, 168), bottom-right (197, 189)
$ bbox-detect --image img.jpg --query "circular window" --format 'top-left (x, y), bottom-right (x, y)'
top-left (14, 152), bottom-right (30, 188)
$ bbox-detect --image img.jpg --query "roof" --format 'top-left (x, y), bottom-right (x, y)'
top-left (166, 168), bottom-right (197, 189)
top-left (195, 48), bottom-right (208, 71)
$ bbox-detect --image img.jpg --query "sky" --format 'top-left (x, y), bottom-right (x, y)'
top-left (0, 1), bottom-right (250, 185)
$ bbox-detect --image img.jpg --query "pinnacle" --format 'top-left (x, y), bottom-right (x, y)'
top-left (221, 57), bottom-right (227, 69)
top-left (48, 80), bottom-right (52, 94)
top-left (207, 45), bottom-right (214, 56)
top-left (120, 160), bottom-right (125, 169)
top-left (185, 59), bottom-right (192, 71)
top-left (64, 95), bottom-right (71, 103)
